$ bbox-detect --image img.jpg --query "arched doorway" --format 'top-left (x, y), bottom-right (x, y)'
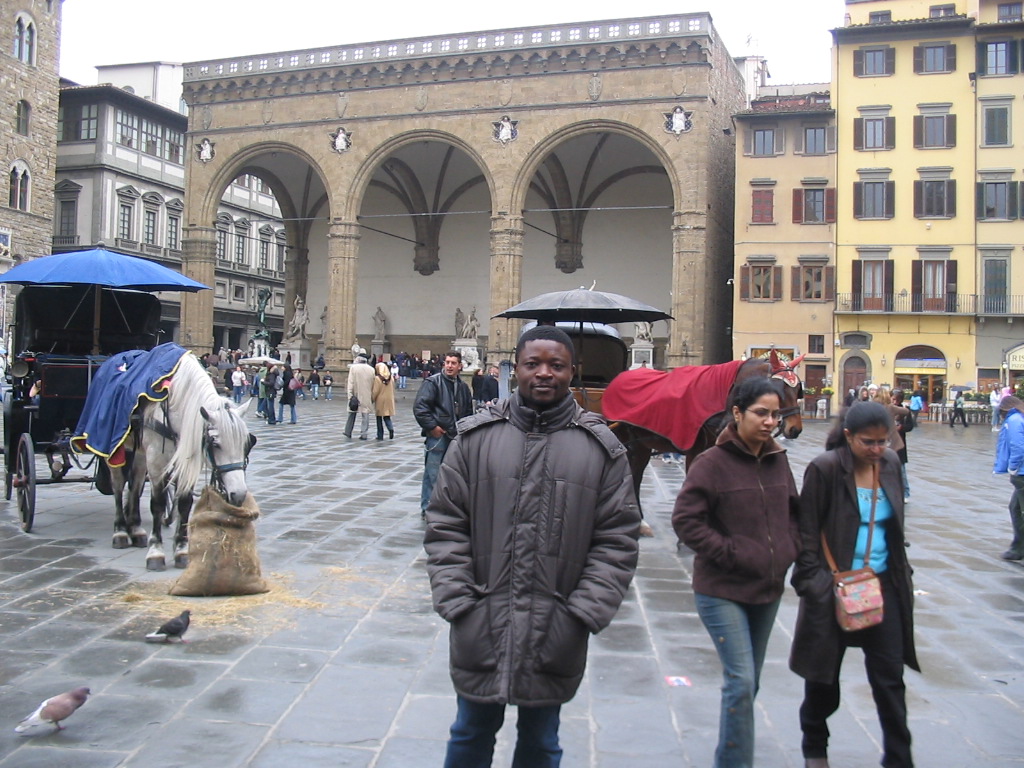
top-left (842, 354), bottom-right (867, 397)
top-left (354, 137), bottom-right (493, 361)
top-left (521, 130), bottom-right (675, 364)
top-left (894, 344), bottom-right (947, 403)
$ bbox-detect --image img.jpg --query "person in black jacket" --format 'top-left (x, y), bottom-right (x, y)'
top-left (413, 350), bottom-right (472, 518)
top-left (790, 402), bottom-right (918, 768)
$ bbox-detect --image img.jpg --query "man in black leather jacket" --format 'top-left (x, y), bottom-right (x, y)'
top-left (414, 350), bottom-right (473, 518)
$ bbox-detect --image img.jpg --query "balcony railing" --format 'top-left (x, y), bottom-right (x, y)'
top-left (52, 235), bottom-right (79, 248)
top-left (836, 293), bottom-right (1024, 315)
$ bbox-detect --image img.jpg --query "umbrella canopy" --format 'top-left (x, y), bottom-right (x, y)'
top-left (238, 355), bottom-right (285, 366)
top-left (0, 248), bottom-right (209, 292)
top-left (495, 288), bottom-right (673, 324)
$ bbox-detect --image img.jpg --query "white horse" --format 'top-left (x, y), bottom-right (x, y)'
top-left (110, 353), bottom-right (256, 570)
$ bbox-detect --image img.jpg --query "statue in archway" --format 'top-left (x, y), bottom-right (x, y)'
top-left (372, 306), bottom-right (387, 339)
top-left (462, 307), bottom-right (480, 340)
top-left (285, 294), bottom-right (309, 339)
top-left (254, 286), bottom-right (272, 329)
top-left (455, 307), bottom-right (465, 339)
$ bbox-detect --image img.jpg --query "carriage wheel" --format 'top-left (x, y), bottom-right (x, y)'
top-left (15, 433), bottom-right (36, 533)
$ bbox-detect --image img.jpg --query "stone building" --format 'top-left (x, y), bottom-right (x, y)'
top-left (55, 65), bottom-right (288, 350)
top-left (179, 13), bottom-right (746, 368)
top-left (0, 0), bottom-right (61, 331)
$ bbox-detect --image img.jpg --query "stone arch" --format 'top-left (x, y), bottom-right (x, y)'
top-left (344, 129), bottom-right (497, 222)
top-left (194, 142), bottom-right (332, 227)
top-left (510, 119), bottom-right (681, 213)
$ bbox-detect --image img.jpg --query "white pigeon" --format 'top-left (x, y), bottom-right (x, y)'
top-left (15, 687), bottom-right (90, 733)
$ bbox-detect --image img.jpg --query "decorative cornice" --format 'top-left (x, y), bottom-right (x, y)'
top-left (182, 15), bottom-right (714, 105)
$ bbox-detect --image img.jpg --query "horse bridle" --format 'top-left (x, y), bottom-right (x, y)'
top-left (770, 364), bottom-right (804, 437)
top-left (203, 423), bottom-right (251, 495)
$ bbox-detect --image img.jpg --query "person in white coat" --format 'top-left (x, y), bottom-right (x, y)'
top-left (345, 354), bottom-right (375, 440)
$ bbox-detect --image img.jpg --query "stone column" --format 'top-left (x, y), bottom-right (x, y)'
top-left (325, 220), bottom-right (360, 370)
top-left (180, 226), bottom-right (217, 355)
top-left (667, 211), bottom-right (707, 369)
top-left (488, 214), bottom-right (525, 361)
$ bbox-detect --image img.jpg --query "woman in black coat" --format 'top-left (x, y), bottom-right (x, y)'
top-left (790, 402), bottom-right (919, 768)
top-left (278, 365), bottom-right (298, 424)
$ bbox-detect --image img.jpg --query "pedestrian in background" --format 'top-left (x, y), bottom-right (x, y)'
top-left (278, 365), bottom-right (298, 424)
top-left (308, 369), bottom-right (321, 400)
top-left (993, 395), bottom-right (1024, 561)
top-left (875, 387), bottom-right (911, 503)
top-left (950, 391), bottom-right (968, 428)
top-left (372, 361), bottom-right (396, 440)
top-left (230, 365), bottom-right (247, 403)
top-left (322, 370), bottom-right (334, 400)
top-left (424, 325), bottom-right (640, 768)
top-left (413, 351), bottom-right (472, 518)
top-left (345, 354), bottom-right (375, 440)
top-left (791, 402), bottom-right (918, 768)
top-left (264, 365), bottom-right (280, 425)
top-left (673, 377), bottom-right (801, 768)
top-left (991, 385), bottom-right (1004, 432)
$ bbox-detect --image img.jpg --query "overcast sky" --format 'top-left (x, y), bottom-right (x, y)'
top-left (60, 0), bottom-right (844, 88)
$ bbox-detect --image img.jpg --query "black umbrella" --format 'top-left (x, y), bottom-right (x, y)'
top-left (494, 287), bottom-right (673, 324)
top-left (495, 288), bottom-right (672, 381)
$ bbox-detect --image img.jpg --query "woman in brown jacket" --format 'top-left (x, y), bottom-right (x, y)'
top-left (790, 402), bottom-right (919, 768)
top-left (371, 361), bottom-right (396, 440)
top-left (673, 377), bottom-right (801, 768)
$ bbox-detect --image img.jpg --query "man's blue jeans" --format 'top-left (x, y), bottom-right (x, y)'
top-left (232, 385), bottom-right (244, 403)
top-left (443, 695), bottom-right (562, 768)
top-left (695, 592), bottom-right (781, 768)
top-left (421, 434), bottom-right (451, 513)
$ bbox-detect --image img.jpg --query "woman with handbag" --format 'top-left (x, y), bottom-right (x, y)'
top-left (371, 361), bottom-right (396, 440)
top-left (673, 377), bottom-right (801, 768)
top-left (790, 402), bottom-right (919, 768)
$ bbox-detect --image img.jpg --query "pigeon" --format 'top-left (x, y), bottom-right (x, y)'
top-left (15, 687), bottom-right (90, 733)
top-left (145, 609), bottom-right (191, 643)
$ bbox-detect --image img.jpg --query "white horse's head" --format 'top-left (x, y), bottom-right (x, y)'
top-left (199, 400), bottom-right (256, 506)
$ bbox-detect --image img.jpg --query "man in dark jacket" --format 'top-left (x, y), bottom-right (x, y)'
top-left (424, 326), bottom-right (640, 767)
top-left (413, 350), bottom-right (473, 517)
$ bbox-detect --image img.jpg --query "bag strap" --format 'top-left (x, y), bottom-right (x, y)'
top-left (821, 462), bottom-right (879, 574)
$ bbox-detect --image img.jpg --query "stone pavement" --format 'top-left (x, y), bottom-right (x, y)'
top-left (0, 390), bottom-right (1022, 767)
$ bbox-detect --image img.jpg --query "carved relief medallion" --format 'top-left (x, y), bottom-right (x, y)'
top-left (414, 86), bottom-right (428, 112)
top-left (336, 92), bottom-right (349, 118)
top-left (200, 106), bottom-right (213, 130)
top-left (664, 106), bottom-right (693, 136)
top-left (498, 78), bottom-right (513, 107)
top-left (671, 68), bottom-right (688, 97)
top-left (493, 116), bottom-right (518, 146)
top-left (330, 127), bottom-right (352, 153)
top-left (588, 73), bottom-right (602, 102)
top-left (261, 100), bottom-right (273, 124)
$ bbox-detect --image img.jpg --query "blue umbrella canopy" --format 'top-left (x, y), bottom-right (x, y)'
top-left (0, 248), bottom-right (208, 292)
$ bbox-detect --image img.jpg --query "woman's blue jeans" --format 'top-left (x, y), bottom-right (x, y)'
top-left (695, 592), bottom-right (781, 768)
top-left (443, 695), bottom-right (562, 768)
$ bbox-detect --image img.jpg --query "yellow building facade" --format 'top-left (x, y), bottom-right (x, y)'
top-left (736, 0), bottom-right (1024, 407)
top-left (732, 90), bottom-right (838, 408)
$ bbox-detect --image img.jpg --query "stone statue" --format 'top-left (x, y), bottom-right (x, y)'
top-left (285, 294), bottom-right (309, 339)
top-left (372, 306), bottom-right (387, 339)
top-left (462, 307), bottom-right (479, 340)
top-left (455, 307), bottom-right (465, 338)
top-left (351, 339), bottom-right (362, 358)
top-left (254, 286), bottom-right (272, 328)
top-left (634, 321), bottom-right (653, 343)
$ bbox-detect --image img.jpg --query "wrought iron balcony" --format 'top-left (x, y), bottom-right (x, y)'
top-left (51, 235), bottom-right (79, 248)
top-left (836, 293), bottom-right (1024, 315)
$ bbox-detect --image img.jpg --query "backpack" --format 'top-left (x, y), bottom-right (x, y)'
top-left (265, 371), bottom-right (281, 391)
top-left (901, 410), bottom-right (915, 433)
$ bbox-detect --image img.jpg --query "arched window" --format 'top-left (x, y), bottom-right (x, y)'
top-left (14, 16), bottom-right (35, 65)
top-left (15, 100), bottom-right (30, 135)
top-left (9, 165), bottom-right (30, 211)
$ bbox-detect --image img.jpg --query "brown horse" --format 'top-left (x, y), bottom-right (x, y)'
top-left (602, 352), bottom-right (805, 513)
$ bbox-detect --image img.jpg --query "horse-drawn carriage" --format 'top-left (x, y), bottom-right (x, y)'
top-left (3, 284), bottom-right (162, 531)
top-left (2, 250), bottom-right (255, 570)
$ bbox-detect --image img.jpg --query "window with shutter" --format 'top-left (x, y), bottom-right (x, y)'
top-left (751, 189), bottom-right (774, 223)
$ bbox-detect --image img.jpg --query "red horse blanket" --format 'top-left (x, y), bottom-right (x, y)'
top-left (603, 360), bottom-right (746, 452)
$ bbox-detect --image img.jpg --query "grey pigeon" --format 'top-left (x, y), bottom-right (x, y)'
top-left (15, 687), bottom-right (90, 733)
top-left (145, 609), bottom-right (191, 643)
